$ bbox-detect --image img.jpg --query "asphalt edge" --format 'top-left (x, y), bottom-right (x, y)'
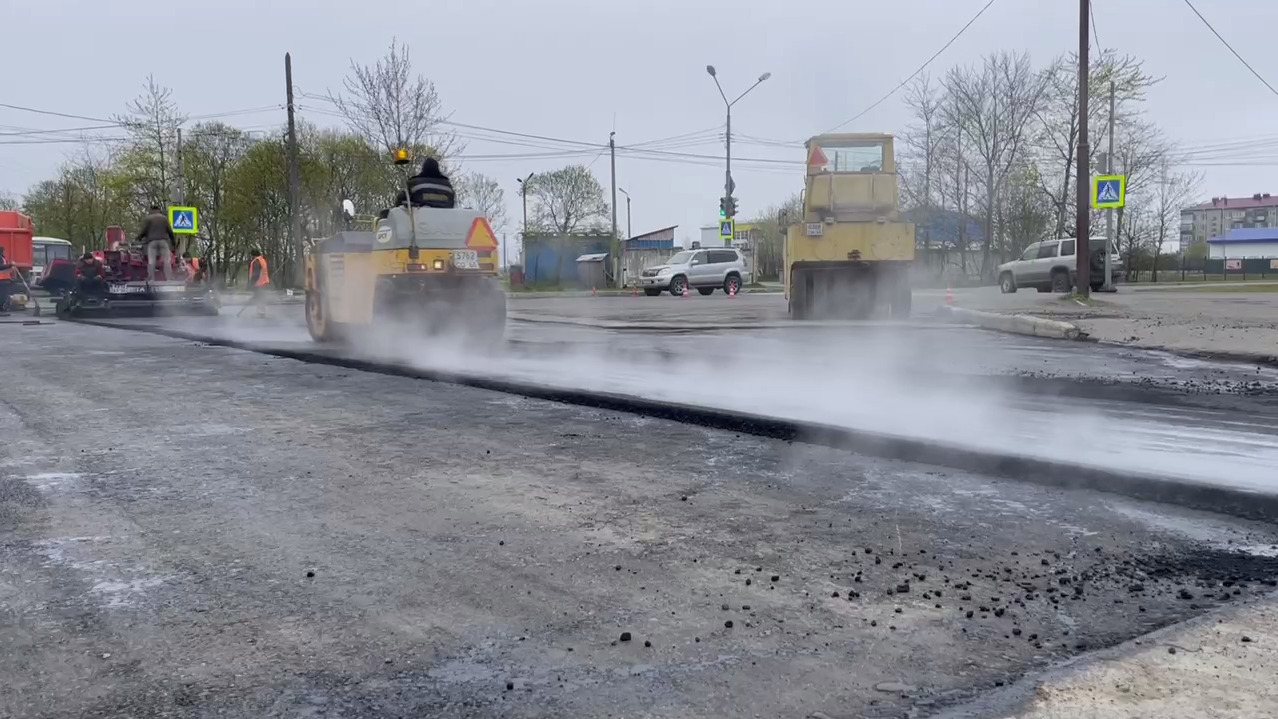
top-left (940, 306), bottom-right (1091, 341)
top-left (928, 587), bottom-right (1278, 719)
top-left (76, 317), bottom-right (1278, 524)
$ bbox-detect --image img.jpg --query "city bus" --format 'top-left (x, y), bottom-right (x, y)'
top-left (31, 236), bottom-right (73, 286)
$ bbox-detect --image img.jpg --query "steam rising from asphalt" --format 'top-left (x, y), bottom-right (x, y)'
top-left (198, 302), bottom-right (1278, 493)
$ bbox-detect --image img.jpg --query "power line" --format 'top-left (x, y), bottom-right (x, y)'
top-left (822, 0), bottom-right (996, 134)
top-left (1181, 0), bottom-right (1278, 99)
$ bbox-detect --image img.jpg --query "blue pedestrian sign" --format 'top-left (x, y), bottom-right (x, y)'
top-left (719, 218), bottom-right (734, 240)
top-left (1091, 175), bottom-right (1126, 209)
top-left (169, 206), bottom-right (199, 235)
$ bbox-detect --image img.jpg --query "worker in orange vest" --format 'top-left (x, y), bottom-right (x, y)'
top-left (248, 249), bottom-right (270, 318)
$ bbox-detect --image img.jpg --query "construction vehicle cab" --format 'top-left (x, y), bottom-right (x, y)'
top-left (303, 198), bottom-right (506, 345)
top-left (784, 133), bottom-right (914, 320)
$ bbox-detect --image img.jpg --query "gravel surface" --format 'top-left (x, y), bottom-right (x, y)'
top-left (4, 321), bottom-right (1278, 718)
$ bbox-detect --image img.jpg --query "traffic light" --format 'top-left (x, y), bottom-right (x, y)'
top-left (719, 197), bottom-right (728, 218)
top-left (725, 196), bottom-right (738, 218)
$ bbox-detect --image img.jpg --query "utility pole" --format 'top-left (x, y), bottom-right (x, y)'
top-left (285, 52), bottom-right (302, 288)
top-left (1102, 80), bottom-right (1116, 292)
top-left (619, 188), bottom-right (632, 238)
top-left (175, 126), bottom-right (185, 205)
top-left (517, 172), bottom-right (533, 275)
top-left (1074, 0), bottom-right (1092, 297)
top-left (609, 131), bottom-right (620, 288)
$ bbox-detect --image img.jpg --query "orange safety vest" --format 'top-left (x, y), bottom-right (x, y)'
top-left (0, 267), bottom-right (10, 281)
top-left (250, 256), bottom-right (270, 286)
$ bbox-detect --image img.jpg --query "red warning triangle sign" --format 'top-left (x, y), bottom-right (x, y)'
top-left (807, 145), bottom-right (829, 168)
top-left (464, 216), bottom-right (499, 250)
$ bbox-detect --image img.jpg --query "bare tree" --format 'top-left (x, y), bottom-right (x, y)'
top-left (455, 172), bottom-right (509, 234)
top-left (524, 165), bottom-right (610, 234)
top-left (112, 76), bottom-right (186, 210)
top-left (900, 74), bottom-right (948, 250)
top-left (1112, 118), bottom-right (1172, 274)
top-left (328, 39), bottom-right (460, 161)
top-left (1031, 51), bottom-right (1161, 238)
top-left (944, 51), bottom-right (1050, 276)
top-left (1147, 162), bottom-right (1202, 281)
top-left (0, 192), bottom-right (18, 211)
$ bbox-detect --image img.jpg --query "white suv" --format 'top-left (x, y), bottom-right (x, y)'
top-left (997, 237), bottom-right (1122, 294)
top-left (638, 248), bottom-right (752, 297)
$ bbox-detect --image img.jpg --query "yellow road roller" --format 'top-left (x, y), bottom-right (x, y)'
top-left (303, 202), bottom-right (507, 345)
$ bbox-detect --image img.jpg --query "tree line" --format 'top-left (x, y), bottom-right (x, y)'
top-left (14, 41), bottom-right (615, 286)
top-left (743, 49), bottom-right (1205, 282)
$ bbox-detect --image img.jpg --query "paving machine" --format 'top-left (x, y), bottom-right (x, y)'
top-left (55, 225), bottom-right (218, 318)
top-left (303, 196), bottom-right (506, 344)
top-left (784, 133), bottom-right (914, 320)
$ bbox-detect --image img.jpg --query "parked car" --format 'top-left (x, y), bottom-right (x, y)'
top-left (996, 237), bottom-right (1122, 294)
top-left (638, 248), bottom-right (752, 296)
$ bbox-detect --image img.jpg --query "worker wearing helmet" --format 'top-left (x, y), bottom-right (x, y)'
top-left (407, 158), bottom-right (456, 209)
top-left (137, 205), bottom-right (176, 283)
top-left (248, 249), bottom-right (270, 318)
top-left (0, 246), bottom-right (13, 312)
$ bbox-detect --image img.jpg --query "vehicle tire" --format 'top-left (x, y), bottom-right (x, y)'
top-left (999, 273), bottom-right (1017, 294)
top-left (643, 288), bottom-right (661, 297)
top-left (1036, 285), bottom-right (1051, 293)
top-left (668, 275), bottom-right (688, 297)
top-left (723, 273), bottom-right (741, 296)
top-left (306, 290), bottom-right (334, 342)
top-left (698, 287), bottom-right (715, 296)
top-left (1051, 269), bottom-right (1071, 294)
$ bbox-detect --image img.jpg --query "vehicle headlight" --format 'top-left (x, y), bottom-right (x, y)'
top-left (657, 267), bottom-right (672, 276)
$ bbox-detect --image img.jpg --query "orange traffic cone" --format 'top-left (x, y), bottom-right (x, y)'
top-left (945, 283), bottom-right (955, 307)
top-left (728, 282), bottom-right (738, 298)
top-left (631, 283), bottom-right (638, 297)
top-left (591, 286), bottom-right (597, 297)
top-left (681, 283), bottom-right (689, 298)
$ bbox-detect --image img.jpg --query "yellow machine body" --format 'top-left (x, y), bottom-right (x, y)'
top-left (784, 133), bottom-right (915, 320)
top-left (303, 205), bottom-right (507, 344)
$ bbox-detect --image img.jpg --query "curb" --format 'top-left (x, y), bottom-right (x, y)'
top-left (74, 317), bottom-right (1278, 524)
top-left (1095, 341), bottom-right (1278, 370)
top-left (942, 306), bottom-right (1090, 341)
top-left (508, 289), bottom-right (784, 298)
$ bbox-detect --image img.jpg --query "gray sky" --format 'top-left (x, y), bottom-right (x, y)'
top-left (3, 0), bottom-right (1276, 248)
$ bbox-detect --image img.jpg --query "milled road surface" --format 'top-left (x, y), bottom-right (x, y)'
top-left (86, 303), bottom-right (1278, 493)
top-left (5, 321), bottom-right (1278, 718)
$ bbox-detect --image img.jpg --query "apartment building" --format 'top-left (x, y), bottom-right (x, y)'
top-left (1181, 193), bottom-right (1278, 252)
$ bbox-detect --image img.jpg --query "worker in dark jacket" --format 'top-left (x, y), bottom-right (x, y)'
top-left (76, 252), bottom-right (106, 298)
top-left (137, 205), bottom-right (176, 283)
top-left (407, 158), bottom-right (456, 209)
top-left (0, 247), bottom-right (13, 312)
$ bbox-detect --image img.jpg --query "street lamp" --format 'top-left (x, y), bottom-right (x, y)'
top-left (706, 66), bottom-right (771, 226)
top-left (516, 172), bottom-right (534, 271)
top-left (516, 172), bottom-right (534, 237)
top-left (619, 188), bottom-right (632, 239)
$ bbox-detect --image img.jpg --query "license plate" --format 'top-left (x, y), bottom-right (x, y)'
top-left (452, 250), bottom-right (480, 270)
top-left (154, 284), bottom-right (185, 293)
top-left (107, 285), bottom-right (145, 294)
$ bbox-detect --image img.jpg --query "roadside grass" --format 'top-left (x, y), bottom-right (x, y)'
top-left (1140, 283), bottom-right (1278, 294)
top-left (1057, 293), bottom-right (1111, 307)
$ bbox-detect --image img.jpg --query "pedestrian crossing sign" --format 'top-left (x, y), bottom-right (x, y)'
top-left (168, 206), bottom-right (199, 235)
top-left (719, 218), bottom-right (734, 240)
top-left (1091, 175), bottom-right (1126, 209)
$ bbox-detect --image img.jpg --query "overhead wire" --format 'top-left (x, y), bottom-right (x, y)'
top-left (1181, 0), bottom-right (1278, 99)
top-left (820, 0), bottom-right (996, 134)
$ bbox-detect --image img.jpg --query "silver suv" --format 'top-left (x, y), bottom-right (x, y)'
top-left (997, 237), bottom-right (1122, 294)
top-left (639, 248), bottom-right (752, 297)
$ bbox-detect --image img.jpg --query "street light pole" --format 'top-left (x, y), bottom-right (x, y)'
top-left (619, 188), bottom-right (631, 239)
top-left (516, 172), bottom-right (533, 265)
top-left (705, 65), bottom-right (770, 243)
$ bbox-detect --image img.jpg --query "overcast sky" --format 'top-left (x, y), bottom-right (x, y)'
top-left (3, 0), bottom-right (1276, 250)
